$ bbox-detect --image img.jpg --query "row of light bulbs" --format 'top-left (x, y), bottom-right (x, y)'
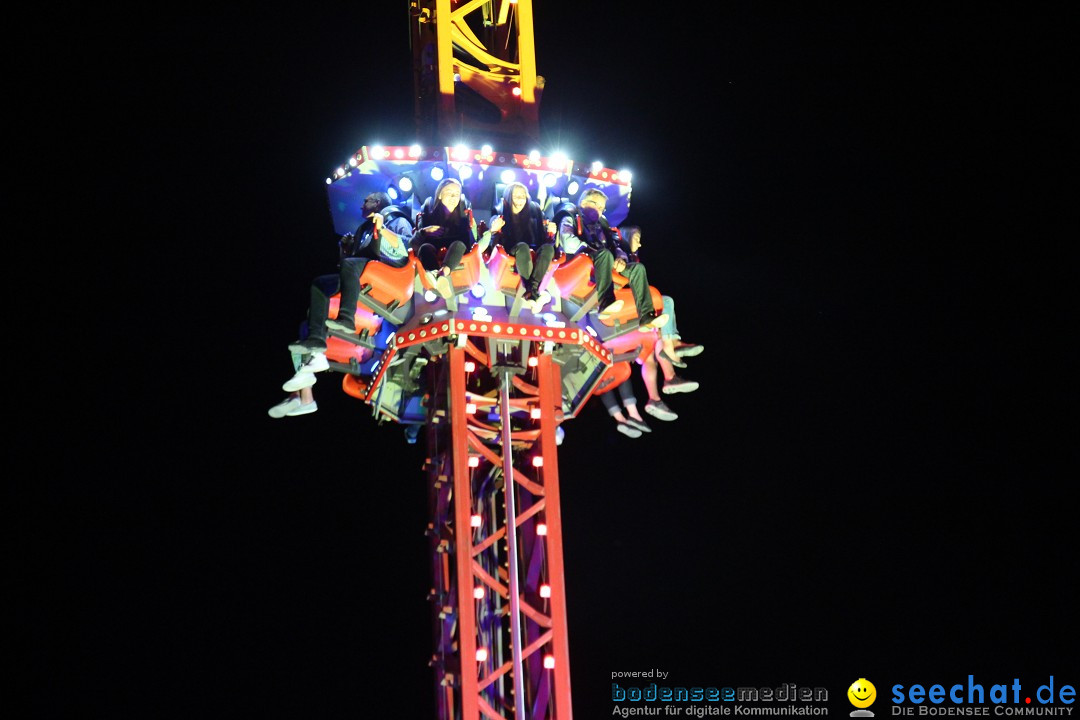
top-left (327, 144), bottom-right (632, 187)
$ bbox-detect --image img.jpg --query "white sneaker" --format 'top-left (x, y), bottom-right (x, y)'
top-left (268, 396), bottom-right (302, 418)
top-left (637, 313), bottom-right (669, 332)
top-left (283, 371), bottom-right (317, 392)
top-left (597, 298), bottom-right (624, 319)
top-left (675, 343), bottom-right (704, 358)
top-left (662, 376), bottom-right (699, 394)
top-left (532, 290), bottom-right (551, 312)
top-left (302, 352), bottom-right (329, 373)
top-left (435, 274), bottom-right (454, 299)
top-left (644, 399), bottom-right (678, 421)
top-left (286, 400), bottom-right (318, 416)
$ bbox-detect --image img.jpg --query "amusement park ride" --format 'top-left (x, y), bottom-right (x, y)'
top-left (310, 2), bottom-right (670, 717)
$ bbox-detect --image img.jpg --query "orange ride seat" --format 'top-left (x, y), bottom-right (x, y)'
top-left (448, 242), bottom-right (483, 295)
top-left (356, 256), bottom-right (417, 323)
top-left (596, 278), bottom-right (664, 328)
top-left (592, 361), bottom-right (632, 396)
top-left (486, 245), bottom-right (563, 297)
top-left (341, 373), bottom-right (369, 400)
top-left (551, 253), bottom-right (598, 320)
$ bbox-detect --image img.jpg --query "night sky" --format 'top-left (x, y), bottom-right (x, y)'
top-left (24, 3), bottom-right (1075, 717)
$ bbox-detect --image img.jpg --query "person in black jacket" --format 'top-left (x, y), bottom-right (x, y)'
top-left (324, 193), bottom-right (413, 336)
top-left (271, 192), bottom-right (413, 411)
top-left (556, 188), bottom-right (666, 329)
top-left (489, 182), bottom-right (556, 309)
top-left (411, 178), bottom-right (477, 299)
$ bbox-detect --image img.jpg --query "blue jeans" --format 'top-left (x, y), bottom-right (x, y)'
top-left (661, 295), bottom-right (681, 340)
top-left (601, 382), bottom-right (637, 416)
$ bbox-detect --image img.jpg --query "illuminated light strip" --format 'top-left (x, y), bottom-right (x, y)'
top-left (394, 319), bottom-right (591, 349)
top-left (335, 146), bottom-right (630, 188)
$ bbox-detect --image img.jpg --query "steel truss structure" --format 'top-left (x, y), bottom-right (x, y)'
top-left (410, 0), bottom-right (541, 146)
top-left (423, 333), bottom-right (576, 719)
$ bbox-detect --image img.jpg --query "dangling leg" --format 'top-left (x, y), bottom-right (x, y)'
top-left (592, 249), bottom-right (623, 317)
top-left (513, 242), bottom-right (535, 300)
top-left (326, 257), bottom-right (369, 334)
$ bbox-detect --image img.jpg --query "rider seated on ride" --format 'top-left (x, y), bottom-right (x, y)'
top-left (410, 178), bottom-right (478, 300)
top-left (555, 188), bottom-right (666, 330)
top-left (271, 191), bottom-right (414, 417)
top-left (324, 192), bottom-right (414, 336)
top-left (618, 225), bottom-right (702, 379)
top-left (489, 182), bottom-right (557, 309)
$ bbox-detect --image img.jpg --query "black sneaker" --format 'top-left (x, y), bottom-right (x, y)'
top-left (657, 348), bottom-right (687, 368)
top-left (326, 317), bottom-right (357, 334)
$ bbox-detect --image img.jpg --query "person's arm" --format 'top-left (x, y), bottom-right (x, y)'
top-left (385, 216), bottom-right (414, 247)
top-left (608, 228), bottom-right (629, 265)
top-left (477, 228), bottom-right (492, 253)
top-left (477, 215), bottom-right (503, 254)
top-left (338, 231), bottom-right (357, 263)
top-left (558, 216), bottom-right (582, 255)
top-left (367, 214), bottom-right (385, 258)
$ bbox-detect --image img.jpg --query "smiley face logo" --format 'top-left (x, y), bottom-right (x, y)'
top-left (848, 679), bottom-right (877, 709)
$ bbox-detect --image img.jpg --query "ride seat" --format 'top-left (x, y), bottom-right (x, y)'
top-left (551, 253), bottom-right (598, 321)
top-left (592, 361), bottom-right (632, 396)
top-left (356, 256), bottom-right (417, 324)
top-left (416, 243), bottom-right (483, 297)
top-left (449, 242), bottom-right (483, 294)
top-left (325, 336), bottom-right (374, 367)
top-left (486, 245), bottom-right (519, 295)
top-left (592, 278), bottom-right (665, 342)
top-left (603, 330), bottom-right (658, 363)
top-left (487, 245), bottom-right (563, 297)
top-left (325, 295), bottom-right (383, 349)
top-left (341, 373), bottom-right (369, 401)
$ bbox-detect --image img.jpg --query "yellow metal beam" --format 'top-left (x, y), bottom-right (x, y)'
top-left (514, 0), bottom-right (536, 102)
top-left (450, 26), bottom-right (520, 72)
top-left (436, 0), bottom-right (456, 99)
top-left (450, 0), bottom-right (489, 22)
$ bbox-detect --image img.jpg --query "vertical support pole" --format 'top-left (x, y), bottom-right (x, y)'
top-left (449, 347), bottom-right (480, 720)
top-left (537, 354), bottom-right (573, 719)
top-left (499, 371), bottom-right (528, 720)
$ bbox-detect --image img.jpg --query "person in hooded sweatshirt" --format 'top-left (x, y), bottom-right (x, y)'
top-left (489, 181), bottom-right (556, 310)
top-left (556, 187), bottom-right (666, 329)
top-left (410, 177), bottom-right (478, 299)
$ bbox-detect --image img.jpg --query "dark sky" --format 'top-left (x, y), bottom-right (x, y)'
top-left (24, 3), bottom-right (1075, 717)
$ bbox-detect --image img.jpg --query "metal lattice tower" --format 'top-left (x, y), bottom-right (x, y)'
top-left (409, 0), bottom-right (542, 146)
top-left (425, 345), bottom-right (572, 719)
